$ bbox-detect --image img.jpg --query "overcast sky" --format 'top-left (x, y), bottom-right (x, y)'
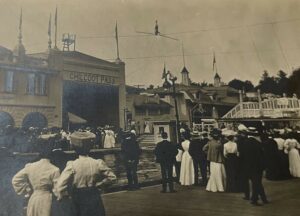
top-left (1, 0), bottom-right (300, 86)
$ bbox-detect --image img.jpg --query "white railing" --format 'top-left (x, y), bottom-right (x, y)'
top-left (222, 97), bottom-right (300, 119)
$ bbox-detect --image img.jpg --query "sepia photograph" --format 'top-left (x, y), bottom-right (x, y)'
top-left (0, 0), bottom-right (300, 215)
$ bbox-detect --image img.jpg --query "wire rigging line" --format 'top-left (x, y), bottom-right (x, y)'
top-left (270, 23), bottom-right (291, 73)
top-left (103, 47), bottom-right (300, 61)
top-left (247, 26), bottom-right (265, 71)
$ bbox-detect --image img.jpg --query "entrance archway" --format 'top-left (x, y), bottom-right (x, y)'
top-left (22, 112), bottom-right (48, 128)
top-left (0, 112), bottom-right (14, 128)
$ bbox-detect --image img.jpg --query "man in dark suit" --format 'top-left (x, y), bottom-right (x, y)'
top-left (241, 128), bottom-right (269, 206)
top-left (154, 132), bottom-right (178, 193)
top-left (189, 132), bottom-right (208, 186)
top-left (121, 130), bottom-right (142, 190)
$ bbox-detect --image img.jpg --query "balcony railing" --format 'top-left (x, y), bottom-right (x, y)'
top-left (222, 97), bottom-right (300, 119)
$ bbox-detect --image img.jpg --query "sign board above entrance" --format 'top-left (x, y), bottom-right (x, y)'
top-left (65, 71), bottom-right (118, 85)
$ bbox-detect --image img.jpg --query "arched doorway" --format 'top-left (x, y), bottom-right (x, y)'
top-left (22, 112), bottom-right (48, 128)
top-left (0, 112), bottom-right (14, 128)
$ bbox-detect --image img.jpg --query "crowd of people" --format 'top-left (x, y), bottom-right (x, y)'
top-left (154, 123), bottom-right (300, 206)
top-left (0, 124), bottom-right (120, 154)
top-left (8, 121), bottom-right (300, 215)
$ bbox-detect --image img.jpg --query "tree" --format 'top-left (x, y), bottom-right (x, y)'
top-left (276, 70), bottom-right (289, 96)
top-left (147, 84), bottom-right (154, 90)
top-left (228, 79), bottom-right (254, 91)
top-left (287, 68), bottom-right (300, 97)
top-left (256, 70), bottom-right (278, 94)
top-left (200, 81), bottom-right (208, 87)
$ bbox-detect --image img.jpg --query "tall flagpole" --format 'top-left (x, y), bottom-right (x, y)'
top-left (48, 13), bottom-right (52, 49)
top-left (54, 6), bottom-right (58, 49)
top-left (115, 21), bottom-right (120, 60)
top-left (181, 42), bottom-right (186, 67)
top-left (18, 8), bottom-right (23, 45)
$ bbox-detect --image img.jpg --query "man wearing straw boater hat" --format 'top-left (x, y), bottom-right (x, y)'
top-left (55, 130), bottom-right (116, 216)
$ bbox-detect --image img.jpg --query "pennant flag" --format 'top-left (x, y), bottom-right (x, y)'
top-left (213, 52), bottom-right (216, 71)
top-left (115, 21), bottom-right (120, 59)
top-left (19, 8), bottom-right (22, 30)
top-left (48, 14), bottom-right (52, 37)
top-left (162, 63), bottom-right (167, 79)
top-left (55, 7), bottom-right (57, 27)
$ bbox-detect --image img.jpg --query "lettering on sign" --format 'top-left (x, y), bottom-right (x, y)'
top-left (68, 71), bottom-right (117, 85)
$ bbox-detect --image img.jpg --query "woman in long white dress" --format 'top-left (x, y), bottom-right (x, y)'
top-left (204, 128), bottom-right (226, 192)
top-left (104, 129), bottom-right (116, 148)
top-left (179, 133), bottom-right (194, 186)
top-left (284, 138), bottom-right (300, 177)
top-left (144, 121), bottom-right (151, 134)
top-left (12, 137), bottom-right (60, 216)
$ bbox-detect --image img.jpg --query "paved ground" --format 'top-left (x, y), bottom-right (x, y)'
top-left (103, 178), bottom-right (300, 216)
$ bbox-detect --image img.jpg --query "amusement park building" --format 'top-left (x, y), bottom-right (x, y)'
top-left (0, 44), bottom-right (126, 129)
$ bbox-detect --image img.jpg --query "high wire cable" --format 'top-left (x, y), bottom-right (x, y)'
top-left (77, 17), bottom-right (300, 39)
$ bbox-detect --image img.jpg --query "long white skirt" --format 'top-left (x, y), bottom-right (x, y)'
top-left (206, 162), bottom-right (226, 192)
top-left (289, 148), bottom-right (300, 177)
top-left (179, 152), bottom-right (194, 186)
top-left (104, 135), bottom-right (115, 148)
top-left (27, 191), bottom-right (52, 216)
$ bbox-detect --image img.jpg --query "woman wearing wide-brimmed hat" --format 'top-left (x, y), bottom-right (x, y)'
top-left (203, 128), bottom-right (226, 192)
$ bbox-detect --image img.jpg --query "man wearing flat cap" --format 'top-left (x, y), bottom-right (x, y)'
top-left (55, 131), bottom-right (116, 216)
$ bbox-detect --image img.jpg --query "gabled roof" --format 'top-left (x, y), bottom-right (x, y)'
top-left (181, 66), bottom-right (189, 74)
top-left (214, 72), bottom-right (221, 79)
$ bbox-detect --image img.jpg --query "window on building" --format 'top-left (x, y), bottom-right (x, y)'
top-left (4, 71), bottom-right (14, 92)
top-left (40, 74), bottom-right (47, 95)
top-left (148, 108), bottom-right (159, 116)
top-left (27, 73), bottom-right (35, 95)
top-left (160, 107), bottom-right (170, 115)
top-left (27, 73), bottom-right (47, 95)
top-left (135, 107), bottom-right (146, 116)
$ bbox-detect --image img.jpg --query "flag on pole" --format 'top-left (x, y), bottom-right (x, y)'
top-left (162, 62), bottom-right (167, 79)
top-left (213, 52), bottom-right (216, 72)
top-left (48, 14), bottom-right (52, 37)
top-left (115, 21), bottom-right (120, 59)
top-left (55, 7), bottom-right (57, 27)
top-left (54, 6), bottom-right (58, 48)
top-left (19, 8), bottom-right (22, 31)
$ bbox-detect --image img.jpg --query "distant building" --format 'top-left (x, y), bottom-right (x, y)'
top-left (126, 67), bottom-right (240, 135)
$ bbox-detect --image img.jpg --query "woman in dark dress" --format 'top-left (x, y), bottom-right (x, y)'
top-left (223, 132), bottom-right (239, 192)
top-left (262, 134), bottom-right (281, 180)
